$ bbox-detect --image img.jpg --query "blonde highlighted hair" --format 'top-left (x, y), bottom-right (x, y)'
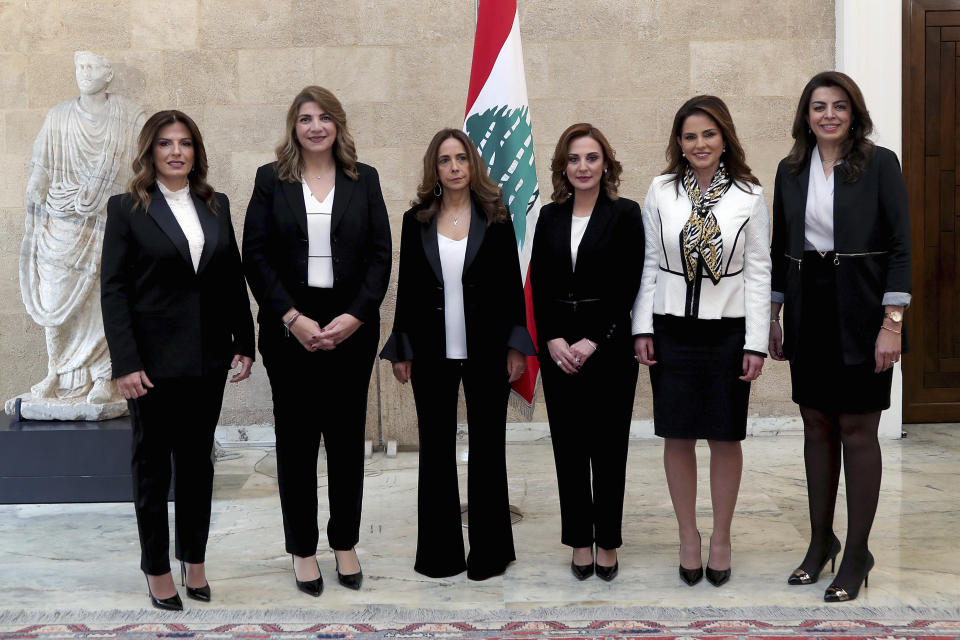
top-left (275, 86), bottom-right (358, 182)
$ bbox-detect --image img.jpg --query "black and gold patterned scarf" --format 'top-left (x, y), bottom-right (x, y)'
top-left (680, 162), bottom-right (732, 284)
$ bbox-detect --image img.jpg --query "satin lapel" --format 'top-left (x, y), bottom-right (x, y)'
top-left (147, 191), bottom-right (192, 266)
top-left (462, 200), bottom-right (486, 275)
top-left (420, 217), bottom-right (443, 283)
top-left (794, 163), bottom-right (811, 256)
top-left (193, 193), bottom-right (219, 274)
top-left (331, 168), bottom-right (356, 232)
top-left (280, 179), bottom-right (308, 239)
top-left (575, 195), bottom-right (613, 269)
top-left (832, 168), bottom-right (848, 250)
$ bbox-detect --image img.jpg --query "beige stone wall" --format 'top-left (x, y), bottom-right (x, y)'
top-left (0, 0), bottom-right (834, 445)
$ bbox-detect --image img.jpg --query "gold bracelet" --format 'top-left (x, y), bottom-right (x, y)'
top-left (880, 324), bottom-right (902, 335)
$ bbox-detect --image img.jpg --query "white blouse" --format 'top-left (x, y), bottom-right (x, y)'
top-left (631, 174), bottom-right (772, 355)
top-left (570, 215), bottom-right (591, 270)
top-left (157, 181), bottom-right (204, 272)
top-left (303, 181), bottom-right (334, 288)
top-left (438, 232), bottom-right (468, 359)
top-left (804, 145), bottom-right (835, 252)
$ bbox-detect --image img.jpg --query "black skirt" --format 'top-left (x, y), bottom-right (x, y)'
top-left (649, 314), bottom-right (750, 441)
top-left (789, 251), bottom-right (892, 413)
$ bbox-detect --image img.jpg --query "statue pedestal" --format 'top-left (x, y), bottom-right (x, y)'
top-left (4, 393), bottom-right (128, 421)
top-left (0, 410), bottom-right (135, 504)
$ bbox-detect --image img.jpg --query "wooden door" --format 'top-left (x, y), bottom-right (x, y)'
top-left (903, 0), bottom-right (960, 421)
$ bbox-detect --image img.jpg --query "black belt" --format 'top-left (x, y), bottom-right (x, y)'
top-left (555, 298), bottom-right (601, 312)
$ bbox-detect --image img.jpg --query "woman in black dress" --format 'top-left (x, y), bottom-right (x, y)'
top-left (770, 71), bottom-right (910, 602)
top-left (381, 128), bottom-right (533, 580)
top-left (101, 110), bottom-right (255, 610)
top-left (530, 123), bottom-right (644, 581)
top-left (633, 96), bottom-right (771, 587)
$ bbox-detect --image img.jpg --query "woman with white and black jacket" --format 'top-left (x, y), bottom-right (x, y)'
top-left (633, 95), bottom-right (771, 588)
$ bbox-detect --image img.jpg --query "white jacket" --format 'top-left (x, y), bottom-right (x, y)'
top-left (631, 174), bottom-right (772, 355)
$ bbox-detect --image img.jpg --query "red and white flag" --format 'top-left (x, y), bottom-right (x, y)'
top-left (464, 0), bottom-right (541, 414)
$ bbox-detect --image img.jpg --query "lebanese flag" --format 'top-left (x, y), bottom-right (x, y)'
top-left (464, 0), bottom-right (541, 414)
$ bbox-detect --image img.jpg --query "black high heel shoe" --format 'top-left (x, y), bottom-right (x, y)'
top-left (595, 557), bottom-right (619, 582)
top-left (705, 536), bottom-right (731, 587)
top-left (180, 561), bottom-right (211, 602)
top-left (788, 534), bottom-right (841, 585)
top-left (679, 531), bottom-right (703, 586)
top-left (292, 555), bottom-right (323, 597)
top-left (334, 549), bottom-right (363, 590)
top-left (570, 547), bottom-right (594, 580)
top-left (824, 551), bottom-right (874, 602)
top-left (145, 573), bottom-right (183, 611)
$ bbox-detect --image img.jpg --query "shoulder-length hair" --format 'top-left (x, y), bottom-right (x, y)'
top-left (129, 110), bottom-right (218, 213)
top-left (549, 123), bottom-right (622, 203)
top-left (412, 128), bottom-right (508, 225)
top-left (275, 85), bottom-right (358, 183)
top-left (662, 95), bottom-right (759, 194)
top-left (785, 71), bottom-right (875, 182)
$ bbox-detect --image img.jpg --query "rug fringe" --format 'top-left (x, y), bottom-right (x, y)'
top-left (1, 604), bottom-right (958, 625)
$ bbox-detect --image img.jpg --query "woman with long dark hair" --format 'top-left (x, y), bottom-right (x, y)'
top-left (530, 123), bottom-right (644, 582)
top-left (770, 71), bottom-right (910, 602)
top-left (381, 128), bottom-right (533, 580)
top-left (101, 110), bottom-right (255, 610)
top-left (242, 86), bottom-right (391, 596)
top-left (633, 96), bottom-right (771, 587)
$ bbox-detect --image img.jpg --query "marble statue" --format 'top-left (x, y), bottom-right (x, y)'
top-left (5, 51), bottom-right (146, 421)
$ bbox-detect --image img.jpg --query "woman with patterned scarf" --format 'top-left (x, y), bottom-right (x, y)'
top-left (633, 95), bottom-right (771, 587)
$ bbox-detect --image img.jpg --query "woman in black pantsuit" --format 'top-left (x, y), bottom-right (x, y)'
top-left (530, 123), bottom-right (644, 581)
top-left (381, 128), bottom-right (534, 580)
top-left (101, 110), bottom-right (255, 610)
top-left (770, 72), bottom-right (911, 602)
top-left (242, 86), bottom-right (391, 596)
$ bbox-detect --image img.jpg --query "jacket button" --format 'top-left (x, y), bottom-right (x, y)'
top-left (332, 237), bottom-right (338, 244)
top-left (567, 292), bottom-right (573, 299)
top-left (334, 257), bottom-right (341, 264)
top-left (611, 323), bottom-right (617, 328)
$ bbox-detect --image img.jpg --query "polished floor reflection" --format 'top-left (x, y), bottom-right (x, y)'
top-left (0, 423), bottom-right (957, 613)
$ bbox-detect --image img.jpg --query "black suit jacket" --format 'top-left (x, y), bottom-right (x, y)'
top-left (101, 189), bottom-right (255, 379)
top-left (530, 192), bottom-right (645, 354)
top-left (380, 201), bottom-right (535, 363)
top-left (771, 146), bottom-right (912, 365)
top-left (241, 162), bottom-right (392, 331)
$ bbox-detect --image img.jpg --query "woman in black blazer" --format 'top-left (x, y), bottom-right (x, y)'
top-left (101, 110), bottom-right (255, 610)
top-left (769, 72), bottom-right (911, 602)
top-left (530, 123), bottom-right (644, 581)
top-left (242, 86), bottom-right (391, 596)
top-left (380, 128), bottom-right (533, 580)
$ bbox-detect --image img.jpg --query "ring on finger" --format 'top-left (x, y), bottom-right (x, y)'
top-left (575, 356), bottom-right (581, 363)
top-left (557, 359), bottom-right (563, 367)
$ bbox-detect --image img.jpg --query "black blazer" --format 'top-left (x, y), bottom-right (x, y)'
top-left (101, 189), bottom-right (255, 379)
top-left (530, 192), bottom-right (645, 354)
top-left (242, 162), bottom-right (392, 329)
top-left (380, 201), bottom-right (535, 363)
top-left (771, 146), bottom-right (912, 365)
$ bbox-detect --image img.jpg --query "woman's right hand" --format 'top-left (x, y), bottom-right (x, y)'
top-left (392, 361), bottom-right (412, 384)
top-left (769, 320), bottom-right (786, 361)
top-left (117, 370), bottom-right (154, 399)
top-left (547, 338), bottom-right (579, 374)
top-left (634, 336), bottom-right (657, 366)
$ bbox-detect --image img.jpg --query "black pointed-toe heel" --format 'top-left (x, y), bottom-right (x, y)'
top-left (595, 561), bottom-right (619, 582)
top-left (824, 551), bottom-right (874, 602)
top-left (679, 531), bottom-right (703, 586)
top-left (334, 549), bottom-right (363, 590)
top-left (570, 548), bottom-right (594, 580)
top-left (292, 555), bottom-right (323, 597)
top-left (145, 573), bottom-right (183, 611)
top-left (180, 561), bottom-right (211, 602)
top-left (788, 534), bottom-right (841, 585)
top-left (705, 537), bottom-right (732, 587)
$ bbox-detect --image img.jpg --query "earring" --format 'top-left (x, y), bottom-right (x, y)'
top-left (603, 168), bottom-right (608, 174)
top-left (433, 181), bottom-right (442, 198)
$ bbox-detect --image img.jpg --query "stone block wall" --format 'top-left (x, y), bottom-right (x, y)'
top-left (0, 0), bottom-right (835, 446)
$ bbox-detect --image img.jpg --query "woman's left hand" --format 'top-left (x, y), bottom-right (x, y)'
top-left (506, 349), bottom-right (526, 383)
top-left (875, 327), bottom-right (902, 373)
top-left (319, 313), bottom-right (363, 349)
top-left (230, 355), bottom-right (253, 382)
top-left (739, 353), bottom-right (764, 381)
top-left (568, 339), bottom-right (597, 368)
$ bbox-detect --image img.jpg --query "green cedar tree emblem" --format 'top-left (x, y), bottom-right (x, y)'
top-left (465, 105), bottom-right (540, 246)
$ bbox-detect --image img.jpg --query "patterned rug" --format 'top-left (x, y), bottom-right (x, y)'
top-left (2, 617), bottom-right (959, 640)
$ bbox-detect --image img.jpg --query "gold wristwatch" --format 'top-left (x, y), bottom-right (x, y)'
top-left (884, 310), bottom-right (904, 323)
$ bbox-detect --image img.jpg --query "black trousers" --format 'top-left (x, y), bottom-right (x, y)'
top-left (129, 372), bottom-right (226, 575)
top-left (540, 348), bottom-right (638, 549)
top-left (261, 319), bottom-right (377, 557)
top-left (410, 357), bottom-right (515, 580)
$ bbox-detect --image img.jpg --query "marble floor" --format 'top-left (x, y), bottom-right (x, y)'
top-left (0, 423), bottom-right (958, 618)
